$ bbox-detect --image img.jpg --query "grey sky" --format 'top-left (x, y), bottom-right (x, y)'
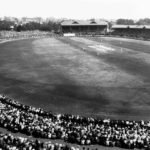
top-left (0, 0), bottom-right (149, 20)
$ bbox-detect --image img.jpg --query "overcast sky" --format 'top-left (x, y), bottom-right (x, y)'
top-left (0, 0), bottom-right (149, 20)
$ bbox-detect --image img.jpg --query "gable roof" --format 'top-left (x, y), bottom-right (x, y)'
top-left (61, 20), bottom-right (108, 26)
top-left (72, 21), bottom-right (79, 24)
top-left (90, 21), bottom-right (96, 24)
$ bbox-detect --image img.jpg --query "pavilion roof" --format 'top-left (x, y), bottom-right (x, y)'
top-left (61, 20), bottom-right (108, 26)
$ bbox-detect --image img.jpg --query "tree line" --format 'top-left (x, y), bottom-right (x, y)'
top-left (116, 18), bottom-right (150, 25)
top-left (0, 18), bottom-right (150, 32)
top-left (0, 20), bottom-right (61, 32)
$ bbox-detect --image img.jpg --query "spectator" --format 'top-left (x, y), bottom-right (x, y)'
top-left (0, 94), bottom-right (150, 149)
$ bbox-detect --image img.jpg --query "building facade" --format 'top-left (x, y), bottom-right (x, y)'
top-left (111, 25), bottom-right (150, 39)
top-left (61, 20), bottom-right (108, 36)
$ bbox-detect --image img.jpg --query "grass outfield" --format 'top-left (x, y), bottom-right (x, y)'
top-left (0, 37), bottom-right (150, 121)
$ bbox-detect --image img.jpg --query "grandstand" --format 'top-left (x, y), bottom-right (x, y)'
top-left (61, 20), bottom-right (108, 36)
top-left (111, 25), bottom-right (150, 39)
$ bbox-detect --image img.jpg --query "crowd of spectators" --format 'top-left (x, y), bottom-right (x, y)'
top-left (0, 95), bottom-right (150, 149)
top-left (0, 132), bottom-right (76, 150)
top-left (1, 29), bottom-right (150, 41)
top-left (111, 29), bottom-right (150, 40)
top-left (0, 31), bottom-right (55, 41)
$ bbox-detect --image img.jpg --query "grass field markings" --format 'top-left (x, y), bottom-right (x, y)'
top-left (85, 37), bottom-right (150, 66)
top-left (88, 45), bottom-right (115, 54)
top-left (72, 37), bottom-right (130, 55)
top-left (86, 37), bottom-right (136, 53)
top-left (90, 37), bottom-right (150, 54)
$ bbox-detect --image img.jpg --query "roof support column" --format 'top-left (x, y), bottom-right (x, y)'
top-left (69, 26), bottom-right (72, 33)
top-left (88, 26), bottom-right (90, 33)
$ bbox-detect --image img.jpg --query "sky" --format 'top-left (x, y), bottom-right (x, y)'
top-left (0, 0), bottom-right (150, 20)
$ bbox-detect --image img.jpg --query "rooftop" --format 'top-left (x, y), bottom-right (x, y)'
top-left (61, 20), bottom-right (108, 26)
top-left (112, 25), bottom-right (150, 29)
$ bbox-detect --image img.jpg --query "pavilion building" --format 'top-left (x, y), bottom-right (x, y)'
top-left (61, 20), bottom-right (108, 36)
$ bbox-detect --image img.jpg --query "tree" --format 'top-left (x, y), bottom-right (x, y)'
top-left (16, 25), bottom-right (22, 32)
top-left (0, 20), bottom-right (15, 30)
top-left (136, 18), bottom-right (150, 25)
top-left (116, 19), bottom-right (135, 25)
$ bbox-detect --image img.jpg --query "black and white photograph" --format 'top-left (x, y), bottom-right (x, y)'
top-left (0, 0), bottom-right (150, 149)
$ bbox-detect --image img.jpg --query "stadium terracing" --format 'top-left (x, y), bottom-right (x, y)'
top-left (111, 24), bottom-right (150, 39)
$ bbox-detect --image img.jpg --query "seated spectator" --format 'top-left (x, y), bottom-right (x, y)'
top-left (0, 94), bottom-right (150, 149)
